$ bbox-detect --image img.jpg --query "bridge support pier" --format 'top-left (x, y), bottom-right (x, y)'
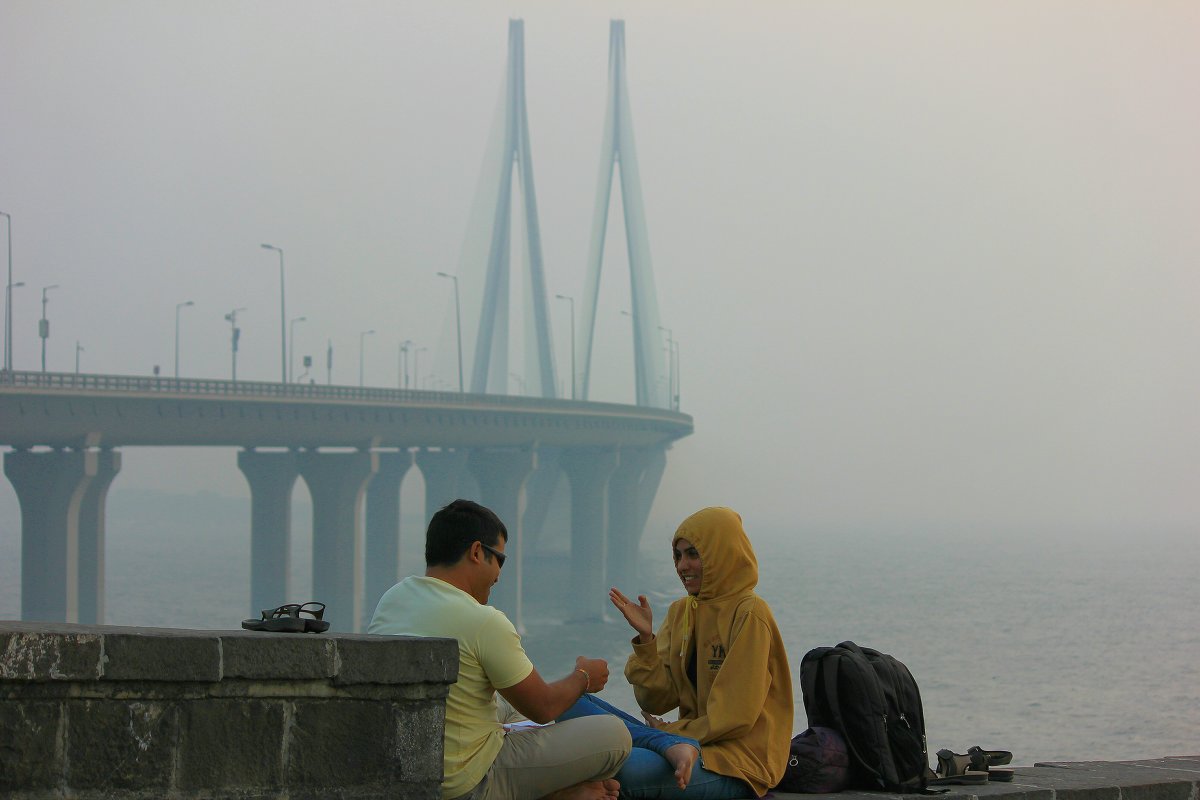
top-left (364, 450), bottom-right (413, 621)
top-left (299, 450), bottom-right (377, 634)
top-left (416, 448), bottom-right (468, 526)
top-left (237, 449), bottom-right (300, 620)
top-left (520, 446), bottom-right (562, 551)
top-left (560, 448), bottom-right (619, 622)
top-left (77, 448), bottom-right (120, 624)
top-left (468, 448), bottom-right (536, 630)
top-left (4, 447), bottom-right (120, 622)
top-left (607, 446), bottom-right (668, 593)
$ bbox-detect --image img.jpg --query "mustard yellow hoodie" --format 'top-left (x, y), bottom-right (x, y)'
top-left (625, 507), bottom-right (793, 797)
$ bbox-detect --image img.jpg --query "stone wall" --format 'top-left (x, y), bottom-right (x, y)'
top-left (0, 622), bottom-right (458, 799)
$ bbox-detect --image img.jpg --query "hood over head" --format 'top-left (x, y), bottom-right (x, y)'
top-left (672, 506), bottom-right (758, 601)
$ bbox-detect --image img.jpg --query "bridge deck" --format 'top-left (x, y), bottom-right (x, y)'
top-left (0, 371), bottom-right (693, 450)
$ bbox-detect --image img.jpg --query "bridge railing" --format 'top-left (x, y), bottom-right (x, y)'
top-left (0, 370), bottom-right (686, 419)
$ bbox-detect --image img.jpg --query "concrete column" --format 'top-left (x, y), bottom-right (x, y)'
top-left (607, 446), bottom-right (668, 593)
top-left (559, 448), bottom-right (619, 622)
top-left (299, 450), bottom-right (378, 634)
top-left (467, 448), bottom-right (536, 630)
top-left (4, 448), bottom-right (95, 622)
top-left (520, 446), bottom-right (562, 550)
top-left (415, 448), bottom-right (467, 525)
top-left (365, 450), bottom-right (413, 620)
top-left (76, 448), bottom-right (121, 624)
top-left (237, 449), bottom-right (299, 619)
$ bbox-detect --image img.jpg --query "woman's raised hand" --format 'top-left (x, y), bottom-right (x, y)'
top-left (609, 587), bottom-right (654, 643)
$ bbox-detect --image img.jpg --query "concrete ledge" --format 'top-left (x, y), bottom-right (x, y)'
top-left (0, 622), bottom-right (458, 799)
top-left (771, 757), bottom-right (1200, 800)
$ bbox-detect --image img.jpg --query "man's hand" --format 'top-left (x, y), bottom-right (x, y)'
top-left (501, 659), bottom-right (606, 724)
top-left (574, 656), bottom-right (610, 693)
top-left (609, 587), bottom-right (654, 643)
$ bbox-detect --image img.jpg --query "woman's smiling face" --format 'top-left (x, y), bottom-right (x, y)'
top-left (673, 537), bottom-right (703, 596)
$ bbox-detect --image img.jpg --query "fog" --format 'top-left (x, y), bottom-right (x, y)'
top-left (1, 1), bottom-right (1197, 541)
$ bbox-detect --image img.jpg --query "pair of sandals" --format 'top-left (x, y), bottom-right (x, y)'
top-left (929, 747), bottom-right (1014, 785)
top-left (242, 601), bottom-right (329, 633)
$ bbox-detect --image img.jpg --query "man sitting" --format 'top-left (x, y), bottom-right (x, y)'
top-left (369, 499), bottom-right (630, 800)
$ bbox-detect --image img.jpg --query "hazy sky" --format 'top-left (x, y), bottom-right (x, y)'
top-left (1, 1), bottom-right (1197, 539)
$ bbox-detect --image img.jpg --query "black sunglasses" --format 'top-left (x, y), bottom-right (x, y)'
top-left (479, 541), bottom-right (507, 569)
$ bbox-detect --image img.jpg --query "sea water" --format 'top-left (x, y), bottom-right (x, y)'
top-left (522, 529), bottom-right (1199, 764)
top-left (0, 491), bottom-right (1195, 764)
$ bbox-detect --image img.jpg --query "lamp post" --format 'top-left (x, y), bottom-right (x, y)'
top-left (260, 244), bottom-right (286, 383)
top-left (289, 316), bottom-right (307, 382)
top-left (669, 337), bottom-right (681, 410)
top-left (174, 300), bottom-right (195, 379)
top-left (75, 341), bottom-right (84, 374)
top-left (224, 307), bottom-right (246, 381)
top-left (658, 325), bottom-right (675, 411)
top-left (398, 339), bottom-right (413, 389)
top-left (555, 293), bottom-right (576, 400)
top-left (5, 281), bottom-right (23, 375)
top-left (414, 346), bottom-right (427, 391)
top-left (358, 329), bottom-right (375, 387)
top-left (1, 211), bottom-right (12, 374)
top-left (40, 284), bottom-right (59, 373)
top-left (436, 271), bottom-right (463, 392)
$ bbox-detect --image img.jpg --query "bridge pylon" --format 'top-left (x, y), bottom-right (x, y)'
top-left (578, 20), bottom-right (669, 408)
top-left (469, 19), bottom-right (558, 399)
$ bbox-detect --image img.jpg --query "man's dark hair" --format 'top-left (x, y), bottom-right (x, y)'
top-left (425, 499), bottom-right (508, 568)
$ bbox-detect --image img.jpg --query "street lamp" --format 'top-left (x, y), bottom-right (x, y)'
top-left (436, 271), bottom-right (464, 392)
top-left (5, 281), bottom-right (24, 375)
top-left (260, 244), bottom-right (286, 383)
top-left (289, 316), bottom-right (307, 382)
top-left (658, 325), bottom-right (675, 411)
top-left (1, 211), bottom-right (12, 374)
top-left (75, 341), bottom-right (84, 374)
top-left (40, 284), bottom-right (59, 373)
top-left (174, 300), bottom-right (195, 379)
top-left (555, 293), bottom-right (576, 400)
top-left (414, 346), bottom-right (427, 391)
top-left (398, 339), bottom-right (413, 389)
top-left (224, 307), bottom-right (246, 381)
top-left (358, 329), bottom-right (375, 387)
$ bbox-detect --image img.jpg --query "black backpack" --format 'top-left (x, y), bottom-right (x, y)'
top-left (800, 641), bottom-right (930, 792)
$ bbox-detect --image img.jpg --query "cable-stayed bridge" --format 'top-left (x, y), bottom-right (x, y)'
top-left (0, 20), bottom-right (690, 633)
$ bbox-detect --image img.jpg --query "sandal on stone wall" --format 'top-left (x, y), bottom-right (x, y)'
top-left (928, 750), bottom-right (988, 785)
top-left (968, 746), bottom-right (1014, 781)
top-left (242, 601), bottom-right (329, 633)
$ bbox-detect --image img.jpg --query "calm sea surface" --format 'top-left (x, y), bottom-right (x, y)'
top-left (1, 491), bottom-right (1196, 764)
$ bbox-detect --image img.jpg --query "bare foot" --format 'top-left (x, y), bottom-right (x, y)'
top-left (542, 778), bottom-right (621, 800)
top-left (665, 742), bottom-right (699, 789)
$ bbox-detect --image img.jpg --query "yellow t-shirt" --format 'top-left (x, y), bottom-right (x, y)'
top-left (369, 576), bottom-right (534, 799)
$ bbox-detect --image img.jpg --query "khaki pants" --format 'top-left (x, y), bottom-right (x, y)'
top-left (467, 714), bottom-right (631, 800)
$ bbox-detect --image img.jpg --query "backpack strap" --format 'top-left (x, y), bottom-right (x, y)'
top-left (819, 651), bottom-right (883, 789)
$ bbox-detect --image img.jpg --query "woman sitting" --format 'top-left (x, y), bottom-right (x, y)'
top-left (560, 506), bottom-right (793, 798)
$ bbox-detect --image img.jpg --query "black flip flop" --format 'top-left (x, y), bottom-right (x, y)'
top-left (241, 601), bottom-right (329, 633)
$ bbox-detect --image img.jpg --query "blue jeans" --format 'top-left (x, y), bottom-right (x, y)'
top-left (557, 695), bottom-right (755, 799)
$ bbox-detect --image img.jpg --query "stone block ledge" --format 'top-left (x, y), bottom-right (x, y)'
top-left (0, 621), bottom-right (458, 799)
top-left (771, 756), bottom-right (1200, 800)
top-left (0, 621), bottom-right (457, 686)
